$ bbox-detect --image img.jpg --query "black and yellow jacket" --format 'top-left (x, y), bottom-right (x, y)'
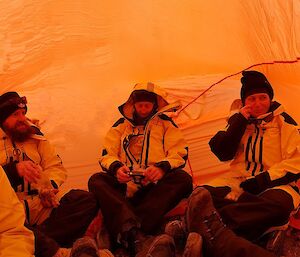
top-left (209, 101), bottom-right (300, 207)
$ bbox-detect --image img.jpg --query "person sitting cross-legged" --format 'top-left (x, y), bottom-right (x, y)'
top-left (0, 91), bottom-right (100, 257)
top-left (88, 82), bottom-right (193, 257)
top-left (184, 70), bottom-right (300, 257)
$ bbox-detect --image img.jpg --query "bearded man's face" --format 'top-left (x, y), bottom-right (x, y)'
top-left (2, 109), bottom-right (33, 142)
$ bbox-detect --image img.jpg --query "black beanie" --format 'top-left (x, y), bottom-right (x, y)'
top-left (0, 92), bottom-right (27, 125)
top-left (132, 90), bottom-right (157, 103)
top-left (240, 71), bottom-right (274, 103)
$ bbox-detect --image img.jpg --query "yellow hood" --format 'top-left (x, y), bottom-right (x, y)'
top-left (118, 82), bottom-right (181, 120)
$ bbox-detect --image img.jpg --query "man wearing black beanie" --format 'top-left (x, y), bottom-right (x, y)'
top-left (0, 91), bottom-right (27, 124)
top-left (240, 70), bottom-right (274, 104)
top-left (0, 91), bottom-right (100, 257)
top-left (184, 71), bottom-right (300, 257)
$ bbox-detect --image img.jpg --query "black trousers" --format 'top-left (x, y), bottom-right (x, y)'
top-left (31, 189), bottom-right (98, 257)
top-left (204, 185), bottom-right (294, 241)
top-left (88, 170), bottom-right (193, 241)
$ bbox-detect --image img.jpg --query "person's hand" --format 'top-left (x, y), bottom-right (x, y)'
top-left (116, 165), bottom-right (131, 183)
top-left (240, 171), bottom-right (271, 195)
top-left (144, 165), bottom-right (165, 183)
top-left (16, 161), bottom-right (42, 183)
top-left (225, 189), bottom-right (243, 201)
top-left (39, 188), bottom-right (60, 208)
top-left (240, 105), bottom-right (252, 119)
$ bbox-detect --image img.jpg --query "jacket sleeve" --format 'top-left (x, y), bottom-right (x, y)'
top-left (209, 113), bottom-right (248, 161)
top-left (267, 121), bottom-right (300, 181)
top-left (37, 139), bottom-right (67, 188)
top-left (155, 118), bottom-right (188, 173)
top-left (0, 168), bottom-right (34, 257)
top-left (99, 119), bottom-right (126, 175)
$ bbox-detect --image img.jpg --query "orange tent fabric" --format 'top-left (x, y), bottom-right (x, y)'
top-left (0, 0), bottom-right (299, 188)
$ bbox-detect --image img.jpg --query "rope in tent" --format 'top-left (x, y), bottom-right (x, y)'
top-left (178, 60), bottom-right (299, 116)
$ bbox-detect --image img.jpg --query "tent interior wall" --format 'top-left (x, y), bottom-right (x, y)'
top-left (1, 0), bottom-right (299, 189)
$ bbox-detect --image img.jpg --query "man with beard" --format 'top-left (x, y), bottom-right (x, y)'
top-left (0, 92), bottom-right (99, 257)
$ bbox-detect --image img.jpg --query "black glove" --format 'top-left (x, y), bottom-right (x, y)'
top-left (240, 171), bottom-right (271, 195)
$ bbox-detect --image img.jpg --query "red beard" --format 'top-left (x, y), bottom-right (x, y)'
top-left (4, 121), bottom-right (34, 142)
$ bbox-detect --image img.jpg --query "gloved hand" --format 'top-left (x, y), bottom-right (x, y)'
top-left (240, 171), bottom-right (271, 195)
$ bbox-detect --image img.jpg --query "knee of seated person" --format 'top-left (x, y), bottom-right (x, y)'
top-left (66, 190), bottom-right (97, 204)
top-left (80, 190), bottom-right (97, 203)
top-left (59, 190), bottom-right (98, 216)
top-left (276, 201), bottom-right (294, 223)
top-left (73, 191), bottom-right (98, 214)
top-left (88, 172), bottom-right (107, 188)
top-left (177, 170), bottom-right (193, 185)
top-left (169, 169), bottom-right (192, 180)
top-left (263, 190), bottom-right (294, 223)
top-left (164, 170), bottom-right (193, 193)
top-left (262, 189), bottom-right (294, 211)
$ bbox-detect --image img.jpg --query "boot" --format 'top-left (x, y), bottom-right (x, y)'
top-left (98, 249), bottom-right (114, 257)
top-left (121, 227), bottom-right (149, 257)
top-left (54, 248), bottom-right (71, 257)
top-left (185, 187), bottom-right (226, 248)
top-left (164, 219), bottom-right (187, 251)
top-left (136, 234), bottom-right (176, 257)
top-left (96, 225), bottom-right (111, 250)
top-left (185, 187), bottom-right (277, 257)
top-left (114, 247), bottom-right (130, 257)
top-left (182, 232), bottom-right (203, 257)
top-left (70, 237), bottom-right (99, 257)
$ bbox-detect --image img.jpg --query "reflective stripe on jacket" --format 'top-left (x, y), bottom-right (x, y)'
top-left (209, 101), bottom-right (300, 207)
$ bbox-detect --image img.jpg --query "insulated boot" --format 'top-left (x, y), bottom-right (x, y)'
top-left (114, 247), bottom-right (130, 257)
top-left (70, 237), bottom-right (99, 257)
top-left (185, 187), bottom-right (277, 257)
top-left (96, 225), bottom-right (111, 250)
top-left (136, 234), bottom-right (176, 257)
top-left (164, 219), bottom-right (187, 251)
top-left (185, 187), bottom-right (226, 249)
top-left (121, 227), bottom-right (150, 257)
top-left (54, 248), bottom-right (71, 257)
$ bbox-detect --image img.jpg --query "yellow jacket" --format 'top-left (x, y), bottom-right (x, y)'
top-left (0, 167), bottom-right (34, 257)
top-left (100, 82), bottom-right (188, 175)
top-left (0, 123), bottom-right (68, 225)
